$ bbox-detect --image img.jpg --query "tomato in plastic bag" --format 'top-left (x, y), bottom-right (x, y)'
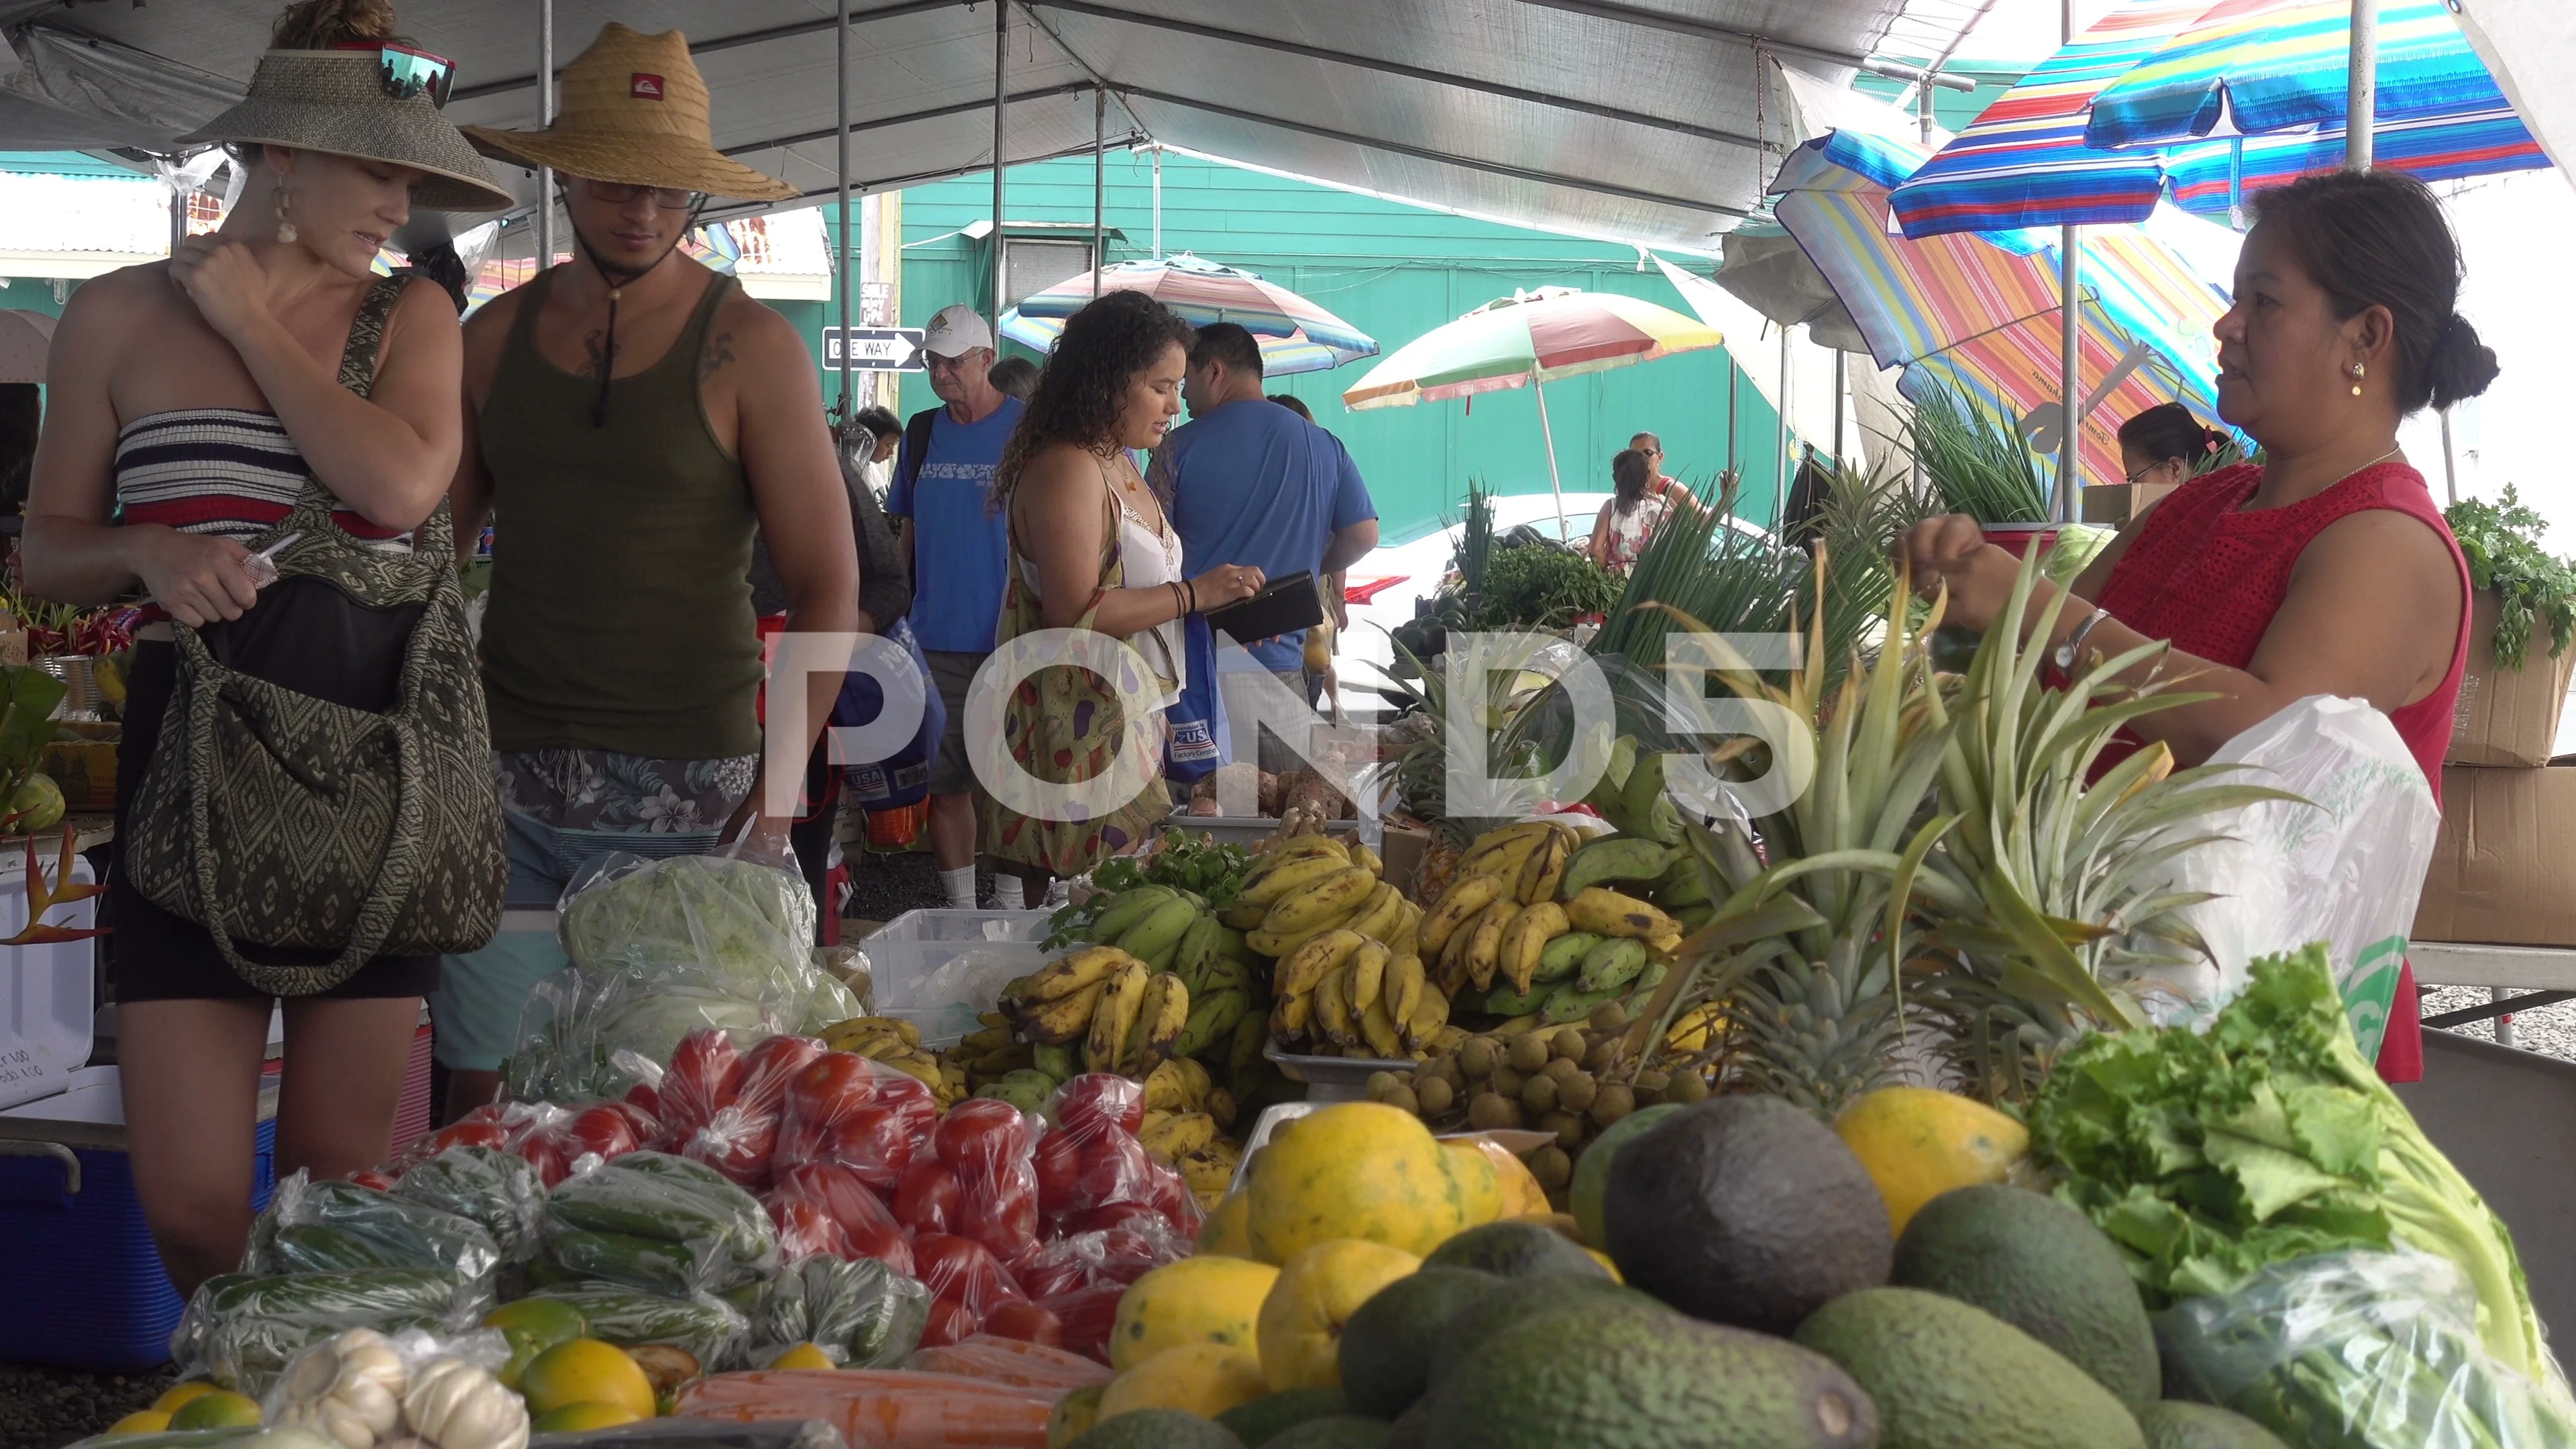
top-left (980, 1300), bottom-right (1065, 1349)
top-left (893, 1157), bottom-right (961, 1238)
top-left (1004, 1240), bottom-right (1093, 1300)
top-left (1069, 1131), bottom-right (1156, 1214)
top-left (771, 1193), bottom-right (857, 1263)
top-left (1144, 1160), bottom-right (1200, 1236)
top-left (1032, 1130), bottom-right (1081, 1218)
top-left (660, 1028), bottom-right (746, 1141)
top-left (1050, 1075), bottom-right (1144, 1139)
top-left (515, 1130), bottom-right (580, 1190)
top-left (562, 1104), bottom-right (644, 1161)
top-left (919, 1296), bottom-right (979, 1349)
top-left (1036, 1284), bottom-right (1127, 1364)
top-left (773, 1161), bottom-right (914, 1277)
top-left (912, 1232), bottom-right (1025, 1320)
top-left (932, 1099), bottom-right (1035, 1181)
top-left (623, 1081), bottom-right (663, 1119)
top-left (347, 1169), bottom-right (397, 1192)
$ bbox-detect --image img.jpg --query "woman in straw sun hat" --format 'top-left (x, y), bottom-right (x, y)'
top-left (434, 24), bottom-right (859, 1120)
top-left (18, 0), bottom-right (509, 1295)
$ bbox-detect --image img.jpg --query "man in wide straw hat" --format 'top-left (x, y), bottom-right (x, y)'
top-left (436, 24), bottom-right (858, 1116)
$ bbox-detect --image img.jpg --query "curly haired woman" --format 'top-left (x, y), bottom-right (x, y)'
top-left (976, 291), bottom-right (1263, 898)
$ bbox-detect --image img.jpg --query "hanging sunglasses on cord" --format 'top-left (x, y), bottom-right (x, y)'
top-left (335, 42), bottom-right (455, 108)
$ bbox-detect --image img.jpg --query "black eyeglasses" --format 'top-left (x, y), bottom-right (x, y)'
top-left (336, 42), bottom-right (455, 107)
top-left (580, 179), bottom-right (705, 209)
top-left (2124, 462), bottom-right (2171, 484)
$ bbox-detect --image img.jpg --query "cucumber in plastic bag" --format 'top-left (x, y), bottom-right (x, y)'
top-left (752, 1256), bottom-right (930, 1369)
top-left (171, 1268), bottom-right (485, 1394)
top-left (550, 1228), bottom-right (729, 1297)
top-left (246, 1171), bottom-right (501, 1284)
top-left (524, 1280), bottom-right (750, 1371)
top-left (393, 1145), bottom-right (548, 1263)
top-left (545, 1152), bottom-right (775, 1290)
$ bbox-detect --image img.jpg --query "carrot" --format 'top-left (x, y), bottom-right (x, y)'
top-left (674, 1370), bottom-right (1055, 1449)
top-left (906, 1334), bottom-right (1115, 1393)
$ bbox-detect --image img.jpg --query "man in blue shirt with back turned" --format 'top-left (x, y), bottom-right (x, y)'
top-left (1152, 323), bottom-right (1378, 766)
top-left (887, 304), bottom-right (1023, 908)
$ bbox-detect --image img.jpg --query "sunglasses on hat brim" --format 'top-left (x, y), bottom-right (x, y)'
top-left (335, 42), bottom-right (455, 108)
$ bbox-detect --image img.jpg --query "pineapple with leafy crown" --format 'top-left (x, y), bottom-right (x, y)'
top-left (1626, 548), bottom-right (2284, 1114)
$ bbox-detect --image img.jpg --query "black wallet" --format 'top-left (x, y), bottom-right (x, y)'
top-left (1205, 570), bottom-right (1325, 643)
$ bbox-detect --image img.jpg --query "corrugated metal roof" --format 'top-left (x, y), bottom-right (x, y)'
top-left (0, 1), bottom-right (1982, 247)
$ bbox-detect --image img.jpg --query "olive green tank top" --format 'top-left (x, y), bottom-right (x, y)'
top-left (476, 268), bottom-right (763, 760)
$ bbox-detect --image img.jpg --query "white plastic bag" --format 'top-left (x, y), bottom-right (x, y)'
top-left (2116, 696), bottom-right (2438, 1057)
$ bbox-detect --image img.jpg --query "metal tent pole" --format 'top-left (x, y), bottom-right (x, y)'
top-left (1832, 350), bottom-right (1847, 466)
top-left (535, 0), bottom-right (553, 272)
top-left (1776, 324), bottom-right (1792, 531)
top-left (2347, 0), bottom-right (2377, 170)
top-left (2055, 0), bottom-right (2080, 523)
top-left (991, 0), bottom-right (1008, 335)
top-left (1533, 380), bottom-right (1569, 539)
top-left (836, 0), bottom-right (851, 417)
top-left (1151, 146), bottom-right (1163, 260)
top-left (2440, 408), bottom-right (2459, 506)
top-left (1092, 87), bottom-right (1106, 296)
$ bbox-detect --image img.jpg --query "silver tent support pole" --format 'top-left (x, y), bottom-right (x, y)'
top-left (1151, 146), bottom-right (1162, 260)
top-left (1092, 86), bottom-right (1106, 295)
top-left (1832, 349), bottom-right (1847, 466)
top-left (535, 0), bottom-right (553, 273)
top-left (2440, 407), bottom-right (2459, 506)
top-left (2055, 0), bottom-right (2080, 523)
top-left (991, 0), bottom-right (1008, 337)
top-left (837, 0), bottom-right (852, 417)
top-left (2347, 0), bottom-right (2377, 170)
top-left (1777, 323), bottom-right (1791, 529)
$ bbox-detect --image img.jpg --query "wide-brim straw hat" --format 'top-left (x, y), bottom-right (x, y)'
top-left (461, 24), bottom-right (798, 203)
top-left (180, 50), bottom-right (513, 213)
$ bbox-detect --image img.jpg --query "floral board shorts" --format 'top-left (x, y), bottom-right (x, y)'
top-left (429, 749), bottom-right (757, 1072)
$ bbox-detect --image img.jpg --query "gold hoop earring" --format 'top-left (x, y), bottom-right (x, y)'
top-left (2349, 362), bottom-right (2365, 398)
top-left (273, 185), bottom-right (297, 246)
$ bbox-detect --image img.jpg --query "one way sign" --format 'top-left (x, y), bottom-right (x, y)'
top-left (824, 327), bottom-right (926, 372)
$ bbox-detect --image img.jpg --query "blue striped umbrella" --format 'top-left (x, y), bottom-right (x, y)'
top-left (1888, 0), bottom-right (2548, 238)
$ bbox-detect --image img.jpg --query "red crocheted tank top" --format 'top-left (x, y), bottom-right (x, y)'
top-left (2093, 458), bottom-right (2471, 796)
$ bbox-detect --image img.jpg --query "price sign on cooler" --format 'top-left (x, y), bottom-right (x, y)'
top-left (824, 327), bottom-right (926, 372)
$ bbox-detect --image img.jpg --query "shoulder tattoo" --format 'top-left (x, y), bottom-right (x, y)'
top-left (702, 329), bottom-right (737, 382)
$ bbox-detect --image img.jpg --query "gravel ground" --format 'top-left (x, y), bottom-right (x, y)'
top-left (0, 1362), bottom-right (176, 1449)
top-left (2424, 983), bottom-right (2576, 1061)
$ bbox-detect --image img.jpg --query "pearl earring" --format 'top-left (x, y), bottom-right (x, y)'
top-left (2349, 362), bottom-right (2365, 398)
top-left (273, 185), bottom-right (297, 246)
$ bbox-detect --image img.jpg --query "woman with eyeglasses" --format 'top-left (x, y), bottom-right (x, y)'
top-left (18, 0), bottom-right (511, 1292)
top-left (438, 23), bottom-right (859, 1120)
top-left (1900, 170), bottom-right (2498, 1085)
top-left (2116, 401), bottom-right (2234, 498)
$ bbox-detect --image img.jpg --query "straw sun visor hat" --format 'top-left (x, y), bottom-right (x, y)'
top-left (179, 49), bottom-right (513, 213)
top-left (460, 24), bottom-right (798, 203)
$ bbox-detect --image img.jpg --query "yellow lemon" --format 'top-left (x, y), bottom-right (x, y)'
top-left (1110, 1254), bottom-right (1283, 1371)
top-left (1195, 1189), bottom-right (1254, 1258)
top-left (484, 1297), bottom-right (588, 1350)
top-left (521, 1339), bottom-right (657, 1421)
top-left (1835, 1085), bottom-right (2030, 1237)
top-left (148, 1382), bottom-right (217, 1414)
top-left (1248, 1103), bottom-right (1468, 1262)
top-left (103, 1410), bottom-right (171, 1436)
top-left (168, 1389), bottom-right (262, 1430)
top-left (769, 1342), bottom-right (835, 1371)
top-left (1254, 1238), bottom-right (1421, 1391)
top-left (1097, 1342), bottom-right (1271, 1421)
top-left (533, 1401), bottom-right (647, 1434)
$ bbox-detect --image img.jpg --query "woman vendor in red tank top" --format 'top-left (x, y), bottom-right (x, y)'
top-left (1900, 170), bottom-right (2502, 1085)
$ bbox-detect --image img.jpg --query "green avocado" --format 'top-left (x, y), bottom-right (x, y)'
top-left (1420, 1273), bottom-right (1658, 1391)
top-left (1069, 1407), bottom-right (1247, 1449)
top-left (1795, 1287), bottom-right (2145, 1449)
top-left (1893, 1183), bottom-right (2161, 1410)
top-left (2136, 1401), bottom-right (2292, 1449)
top-left (1265, 1417), bottom-right (1392, 1449)
top-left (1218, 1389), bottom-right (1351, 1448)
top-left (1568, 1102), bottom-right (1685, 1248)
top-left (1337, 1268), bottom-right (1501, 1418)
top-left (1416, 1299), bottom-right (1876, 1449)
top-left (1602, 1096), bottom-right (1892, 1334)
top-left (1421, 1220), bottom-right (1605, 1281)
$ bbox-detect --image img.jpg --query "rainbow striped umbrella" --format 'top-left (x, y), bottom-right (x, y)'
top-left (1774, 129), bottom-right (2227, 490)
top-left (1014, 254), bottom-right (1375, 364)
top-left (1340, 286), bottom-right (1724, 532)
top-left (1889, 0), bottom-right (2546, 237)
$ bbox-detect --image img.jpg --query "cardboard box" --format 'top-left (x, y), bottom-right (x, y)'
top-left (1379, 824), bottom-right (1429, 897)
top-left (2078, 480), bottom-right (2182, 527)
top-left (2413, 764), bottom-right (2576, 946)
top-left (2447, 589), bottom-right (2576, 767)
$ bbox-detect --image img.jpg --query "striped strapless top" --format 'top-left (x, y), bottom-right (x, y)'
top-left (115, 409), bottom-right (411, 613)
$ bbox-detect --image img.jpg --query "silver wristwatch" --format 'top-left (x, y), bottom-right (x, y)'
top-left (2055, 607), bottom-right (2110, 676)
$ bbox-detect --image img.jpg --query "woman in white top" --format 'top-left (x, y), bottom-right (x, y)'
top-left (981, 292), bottom-right (1263, 897)
top-left (1589, 446), bottom-right (1672, 576)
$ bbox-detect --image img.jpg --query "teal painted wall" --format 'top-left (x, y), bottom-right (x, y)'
top-left (861, 150), bottom-right (1792, 544)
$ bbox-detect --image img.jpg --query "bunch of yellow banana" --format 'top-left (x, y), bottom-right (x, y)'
top-left (1138, 1106), bottom-right (1220, 1164)
top-left (1141, 1055), bottom-right (1237, 1126)
top-left (994, 943), bottom-right (1201, 1079)
top-left (816, 1015), bottom-right (959, 1106)
top-left (1267, 923), bottom-right (1461, 1063)
top-left (1173, 1136), bottom-right (1244, 1208)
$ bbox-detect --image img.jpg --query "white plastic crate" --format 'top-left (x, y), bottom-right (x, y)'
top-left (0, 855), bottom-right (97, 1113)
top-left (861, 908), bottom-right (1054, 1047)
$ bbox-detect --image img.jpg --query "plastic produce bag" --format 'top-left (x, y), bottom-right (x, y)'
top-left (751, 1255), bottom-right (931, 1369)
top-left (2118, 695), bottom-right (2440, 1056)
top-left (531, 1424), bottom-right (845, 1449)
top-left (2159, 1249), bottom-right (2576, 1449)
top-left (394, 1146), bottom-right (549, 1264)
top-left (557, 851), bottom-right (817, 1002)
top-left (246, 1171), bottom-right (502, 1284)
top-left (683, 1034), bottom-right (828, 1188)
top-left (775, 1052), bottom-right (938, 1190)
top-left (769, 1163), bottom-right (916, 1275)
top-left (909, 1233), bottom-right (1028, 1348)
top-left (931, 1101), bottom-right (1039, 1260)
top-left (1035, 1076), bottom-right (1155, 1234)
top-left (172, 1268), bottom-right (490, 1394)
top-left (802, 969), bottom-right (866, 1034)
top-left (672, 1369), bottom-right (1055, 1449)
top-left (508, 962), bottom-right (795, 1107)
top-left (260, 1324), bottom-right (522, 1449)
top-left (523, 1280), bottom-right (752, 1372)
top-left (906, 1334), bottom-right (1113, 1394)
top-left (545, 1152), bottom-right (780, 1295)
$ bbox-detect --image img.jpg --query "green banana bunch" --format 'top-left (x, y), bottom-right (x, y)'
top-left (1175, 986), bottom-right (1250, 1059)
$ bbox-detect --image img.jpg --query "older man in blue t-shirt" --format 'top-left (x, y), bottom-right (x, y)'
top-left (1150, 323), bottom-right (1378, 762)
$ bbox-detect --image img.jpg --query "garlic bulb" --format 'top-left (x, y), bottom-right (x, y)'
top-left (276, 1329), bottom-right (409, 1449)
top-left (402, 1358), bottom-right (529, 1449)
